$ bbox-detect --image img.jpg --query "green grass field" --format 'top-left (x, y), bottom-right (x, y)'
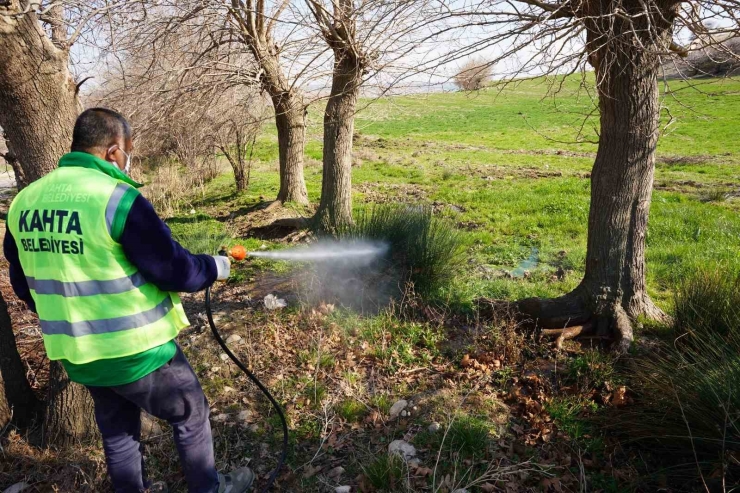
top-left (179, 75), bottom-right (740, 310)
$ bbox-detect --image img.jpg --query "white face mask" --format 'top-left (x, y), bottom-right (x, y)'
top-left (109, 146), bottom-right (132, 175)
top-left (122, 149), bottom-right (131, 175)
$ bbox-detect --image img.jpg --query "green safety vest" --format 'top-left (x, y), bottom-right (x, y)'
top-left (7, 161), bottom-right (189, 365)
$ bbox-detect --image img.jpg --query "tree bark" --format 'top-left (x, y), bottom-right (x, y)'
top-left (0, 1), bottom-right (79, 188)
top-left (273, 94), bottom-right (309, 205)
top-left (0, 2), bottom-right (96, 445)
top-left (0, 293), bottom-right (41, 430)
top-left (253, 48), bottom-right (309, 205)
top-left (228, 2), bottom-right (309, 205)
top-left (235, 167), bottom-right (247, 191)
top-left (43, 361), bottom-right (97, 447)
top-left (313, 54), bottom-right (362, 232)
top-left (518, 2), bottom-right (676, 351)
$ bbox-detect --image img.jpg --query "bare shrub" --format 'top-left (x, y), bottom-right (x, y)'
top-left (454, 59), bottom-right (492, 91)
top-left (87, 33), bottom-right (265, 194)
top-left (141, 162), bottom-right (190, 218)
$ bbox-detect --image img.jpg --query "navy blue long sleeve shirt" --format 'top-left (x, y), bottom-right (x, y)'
top-left (4, 193), bottom-right (217, 312)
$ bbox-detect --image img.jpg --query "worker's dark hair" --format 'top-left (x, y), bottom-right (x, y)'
top-left (71, 108), bottom-right (132, 153)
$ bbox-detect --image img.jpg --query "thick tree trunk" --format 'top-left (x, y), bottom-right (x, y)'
top-left (580, 36), bottom-right (668, 340)
top-left (43, 361), bottom-right (97, 447)
top-left (273, 97), bottom-right (309, 205)
top-left (0, 293), bottom-right (41, 429)
top-left (0, 2), bottom-right (96, 444)
top-left (254, 50), bottom-right (309, 206)
top-left (313, 55), bottom-right (362, 232)
top-left (518, 5), bottom-right (675, 351)
top-left (0, 1), bottom-right (79, 188)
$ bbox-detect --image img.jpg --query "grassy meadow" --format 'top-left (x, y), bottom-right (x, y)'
top-left (176, 75), bottom-right (740, 308)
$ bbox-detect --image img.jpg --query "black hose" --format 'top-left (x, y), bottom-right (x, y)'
top-left (205, 285), bottom-right (289, 493)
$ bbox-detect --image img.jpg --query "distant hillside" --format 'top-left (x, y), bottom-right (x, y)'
top-left (663, 37), bottom-right (740, 78)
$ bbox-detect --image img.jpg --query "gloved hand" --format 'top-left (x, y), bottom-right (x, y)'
top-left (212, 255), bottom-right (231, 281)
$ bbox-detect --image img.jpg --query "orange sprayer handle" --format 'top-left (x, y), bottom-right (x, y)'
top-left (228, 245), bottom-right (248, 261)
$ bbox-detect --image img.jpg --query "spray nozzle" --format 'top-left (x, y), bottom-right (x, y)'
top-left (219, 245), bottom-right (249, 261)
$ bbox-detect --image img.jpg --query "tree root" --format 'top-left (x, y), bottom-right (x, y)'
top-left (542, 323), bottom-right (594, 350)
top-left (517, 288), bottom-right (590, 329)
top-left (516, 286), bottom-right (654, 354)
top-left (264, 200), bottom-right (284, 212)
top-left (482, 284), bottom-right (666, 354)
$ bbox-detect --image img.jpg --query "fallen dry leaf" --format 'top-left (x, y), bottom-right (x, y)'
top-left (611, 386), bottom-right (632, 407)
top-left (541, 477), bottom-right (563, 492)
top-left (303, 464), bottom-right (322, 478)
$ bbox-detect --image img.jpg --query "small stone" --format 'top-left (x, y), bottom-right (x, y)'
top-left (327, 466), bottom-right (345, 479)
top-left (389, 399), bottom-right (408, 419)
top-left (212, 413), bottom-right (229, 423)
top-left (220, 353), bottom-right (229, 361)
top-left (210, 366), bottom-right (222, 373)
top-left (238, 410), bottom-right (252, 422)
top-left (412, 406), bottom-right (418, 411)
top-left (335, 487), bottom-right (352, 493)
top-left (249, 423), bottom-right (259, 432)
top-left (226, 334), bottom-right (242, 344)
top-left (428, 422), bottom-right (441, 433)
top-left (400, 410), bottom-right (409, 417)
top-left (388, 439), bottom-right (416, 460)
top-left (223, 386), bottom-right (236, 393)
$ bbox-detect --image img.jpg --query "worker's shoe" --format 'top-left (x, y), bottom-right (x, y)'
top-left (218, 466), bottom-right (255, 493)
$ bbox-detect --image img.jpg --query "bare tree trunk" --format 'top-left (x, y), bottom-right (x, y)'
top-left (221, 147), bottom-right (248, 192)
top-left (228, 3), bottom-right (309, 206)
top-left (518, 7), bottom-right (675, 351)
top-left (314, 55), bottom-right (362, 232)
top-left (0, 293), bottom-right (41, 430)
top-left (0, 2), bottom-right (79, 188)
top-left (0, 2), bottom-right (96, 444)
top-left (273, 96), bottom-right (309, 205)
top-left (234, 166), bottom-right (247, 191)
top-left (43, 361), bottom-right (97, 447)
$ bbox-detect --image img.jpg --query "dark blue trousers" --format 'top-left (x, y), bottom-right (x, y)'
top-left (86, 345), bottom-right (219, 493)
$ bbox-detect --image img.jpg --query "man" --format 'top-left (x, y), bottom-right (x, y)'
top-left (3, 108), bottom-right (254, 493)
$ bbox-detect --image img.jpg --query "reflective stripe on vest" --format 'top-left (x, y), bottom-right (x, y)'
top-left (105, 183), bottom-right (129, 235)
top-left (41, 296), bottom-right (174, 337)
top-left (7, 165), bottom-right (189, 364)
top-left (26, 272), bottom-right (148, 297)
